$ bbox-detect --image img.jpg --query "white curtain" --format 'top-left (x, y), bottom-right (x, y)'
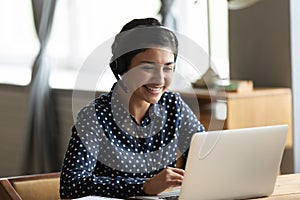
top-left (23, 0), bottom-right (59, 174)
top-left (159, 0), bottom-right (177, 29)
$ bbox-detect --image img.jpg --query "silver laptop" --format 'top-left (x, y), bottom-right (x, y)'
top-left (129, 124), bottom-right (288, 200)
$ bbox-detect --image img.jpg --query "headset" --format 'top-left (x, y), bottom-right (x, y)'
top-left (109, 59), bottom-right (129, 93)
top-left (109, 25), bottom-right (178, 93)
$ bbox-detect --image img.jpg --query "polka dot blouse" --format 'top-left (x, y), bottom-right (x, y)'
top-left (60, 85), bottom-right (205, 199)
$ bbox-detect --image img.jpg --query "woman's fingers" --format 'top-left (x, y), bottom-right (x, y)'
top-left (165, 167), bottom-right (184, 185)
top-left (143, 167), bottom-right (185, 195)
top-left (166, 166), bottom-right (185, 176)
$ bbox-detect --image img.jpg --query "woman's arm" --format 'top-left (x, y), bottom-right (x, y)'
top-left (60, 127), bottom-right (147, 199)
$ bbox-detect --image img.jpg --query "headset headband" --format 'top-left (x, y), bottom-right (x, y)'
top-left (110, 26), bottom-right (178, 65)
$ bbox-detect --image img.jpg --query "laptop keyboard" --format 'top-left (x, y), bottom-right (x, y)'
top-left (159, 195), bottom-right (179, 200)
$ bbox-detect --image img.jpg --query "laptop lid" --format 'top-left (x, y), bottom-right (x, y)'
top-left (179, 124), bottom-right (288, 200)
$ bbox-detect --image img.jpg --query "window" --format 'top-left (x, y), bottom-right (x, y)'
top-left (173, 0), bottom-right (229, 83)
top-left (170, 0), bottom-right (210, 86)
top-left (48, 0), bottom-right (162, 90)
top-left (0, 0), bottom-right (39, 86)
top-left (0, 0), bottom-right (229, 90)
top-left (49, 0), bottom-right (219, 91)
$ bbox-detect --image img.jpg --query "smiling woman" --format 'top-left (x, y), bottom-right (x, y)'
top-left (59, 18), bottom-right (205, 199)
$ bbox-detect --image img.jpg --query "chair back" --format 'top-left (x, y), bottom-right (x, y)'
top-left (0, 172), bottom-right (60, 200)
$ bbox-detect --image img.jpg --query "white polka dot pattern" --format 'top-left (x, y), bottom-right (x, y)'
top-left (60, 85), bottom-right (205, 199)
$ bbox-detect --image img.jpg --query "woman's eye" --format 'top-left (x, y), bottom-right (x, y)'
top-left (143, 66), bottom-right (153, 70)
top-left (141, 65), bottom-right (155, 71)
top-left (163, 66), bottom-right (174, 72)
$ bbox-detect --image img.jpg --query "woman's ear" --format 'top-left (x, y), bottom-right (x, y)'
top-left (110, 60), bottom-right (129, 93)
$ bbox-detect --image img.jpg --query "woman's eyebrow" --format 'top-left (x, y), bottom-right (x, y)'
top-left (165, 62), bottom-right (175, 66)
top-left (140, 61), bottom-right (175, 65)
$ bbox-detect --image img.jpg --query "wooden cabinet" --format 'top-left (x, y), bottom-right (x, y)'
top-left (179, 88), bottom-right (293, 173)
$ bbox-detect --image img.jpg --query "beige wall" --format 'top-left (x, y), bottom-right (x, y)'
top-left (0, 86), bottom-right (80, 177)
top-left (229, 0), bottom-right (291, 88)
top-left (229, 0), bottom-right (296, 173)
top-left (0, 86), bottom-right (28, 177)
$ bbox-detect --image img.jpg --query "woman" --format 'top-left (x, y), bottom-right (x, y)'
top-left (60, 18), bottom-right (205, 199)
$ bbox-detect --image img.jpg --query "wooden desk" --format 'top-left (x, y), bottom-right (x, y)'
top-left (179, 88), bottom-right (293, 173)
top-left (70, 174), bottom-right (300, 199)
top-left (254, 173), bottom-right (300, 199)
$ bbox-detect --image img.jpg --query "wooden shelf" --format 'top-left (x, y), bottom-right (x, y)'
top-left (179, 87), bottom-right (294, 173)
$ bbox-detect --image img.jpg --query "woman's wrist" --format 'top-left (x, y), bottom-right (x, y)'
top-left (143, 178), bottom-right (155, 195)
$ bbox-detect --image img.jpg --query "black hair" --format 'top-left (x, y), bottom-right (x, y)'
top-left (110, 18), bottom-right (178, 76)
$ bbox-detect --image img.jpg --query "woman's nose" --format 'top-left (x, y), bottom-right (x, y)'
top-left (152, 67), bottom-right (164, 84)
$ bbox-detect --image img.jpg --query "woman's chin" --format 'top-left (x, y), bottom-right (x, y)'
top-left (144, 93), bottom-right (164, 104)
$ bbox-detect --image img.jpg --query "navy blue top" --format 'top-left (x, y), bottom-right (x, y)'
top-left (60, 85), bottom-right (205, 199)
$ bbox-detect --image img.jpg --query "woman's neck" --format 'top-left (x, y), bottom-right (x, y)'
top-left (116, 86), bottom-right (150, 125)
top-left (129, 96), bottom-right (150, 125)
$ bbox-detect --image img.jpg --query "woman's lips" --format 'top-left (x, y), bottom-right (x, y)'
top-left (143, 85), bottom-right (163, 94)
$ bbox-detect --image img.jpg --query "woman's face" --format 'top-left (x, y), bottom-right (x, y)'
top-left (122, 48), bottom-right (175, 104)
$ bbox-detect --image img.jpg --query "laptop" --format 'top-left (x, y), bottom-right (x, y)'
top-left (129, 124), bottom-right (288, 200)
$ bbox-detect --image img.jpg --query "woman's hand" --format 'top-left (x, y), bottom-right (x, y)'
top-left (143, 167), bottom-right (185, 195)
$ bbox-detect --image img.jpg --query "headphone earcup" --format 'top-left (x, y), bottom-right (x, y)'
top-left (110, 60), bottom-right (118, 74)
top-left (110, 57), bottom-right (127, 76)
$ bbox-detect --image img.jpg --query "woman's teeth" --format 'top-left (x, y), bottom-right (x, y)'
top-left (145, 86), bottom-right (162, 91)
